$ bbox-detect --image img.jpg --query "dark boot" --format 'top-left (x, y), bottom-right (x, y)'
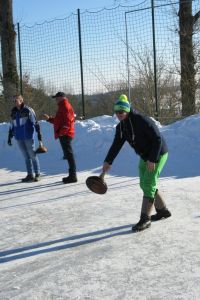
top-left (62, 173), bottom-right (77, 184)
top-left (151, 190), bottom-right (171, 221)
top-left (151, 208), bottom-right (171, 221)
top-left (35, 174), bottom-right (41, 182)
top-left (132, 213), bottom-right (151, 231)
top-left (21, 174), bottom-right (35, 182)
top-left (132, 197), bottom-right (154, 232)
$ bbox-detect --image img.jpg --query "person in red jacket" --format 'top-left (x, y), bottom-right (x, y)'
top-left (44, 92), bottom-right (77, 183)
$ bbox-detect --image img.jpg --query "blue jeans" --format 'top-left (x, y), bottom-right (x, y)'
top-left (17, 139), bottom-right (40, 175)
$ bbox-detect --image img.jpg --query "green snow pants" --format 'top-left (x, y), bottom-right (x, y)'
top-left (139, 153), bottom-right (168, 199)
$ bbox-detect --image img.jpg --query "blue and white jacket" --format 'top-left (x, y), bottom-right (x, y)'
top-left (9, 104), bottom-right (40, 140)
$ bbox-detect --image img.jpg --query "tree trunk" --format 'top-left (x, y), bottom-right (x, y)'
top-left (179, 0), bottom-right (196, 116)
top-left (0, 0), bottom-right (19, 102)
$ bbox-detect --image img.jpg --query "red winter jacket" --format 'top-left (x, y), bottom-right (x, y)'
top-left (48, 98), bottom-right (75, 139)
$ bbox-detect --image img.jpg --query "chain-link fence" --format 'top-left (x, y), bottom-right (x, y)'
top-left (1, 0), bottom-right (200, 123)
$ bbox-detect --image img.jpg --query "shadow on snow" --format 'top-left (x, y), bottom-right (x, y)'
top-left (0, 224), bottom-right (134, 264)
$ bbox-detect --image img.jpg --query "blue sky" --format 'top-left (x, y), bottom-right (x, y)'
top-left (13, 0), bottom-right (127, 25)
top-left (12, 0), bottom-right (180, 97)
top-left (12, 0), bottom-right (146, 95)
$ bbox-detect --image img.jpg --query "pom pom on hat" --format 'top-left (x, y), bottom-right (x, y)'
top-left (114, 94), bottom-right (130, 113)
top-left (119, 94), bottom-right (128, 101)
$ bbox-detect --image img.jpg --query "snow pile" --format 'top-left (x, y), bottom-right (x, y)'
top-left (0, 114), bottom-right (200, 300)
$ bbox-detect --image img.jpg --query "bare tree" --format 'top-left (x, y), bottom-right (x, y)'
top-left (0, 0), bottom-right (19, 102)
top-left (179, 0), bottom-right (200, 116)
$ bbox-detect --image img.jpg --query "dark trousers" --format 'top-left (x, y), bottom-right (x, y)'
top-left (59, 135), bottom-right (76, 175)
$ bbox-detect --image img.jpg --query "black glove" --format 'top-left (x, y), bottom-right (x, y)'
top-left (8, 137), bottom-right (12, 146)
top-left (37, 132), bottom-right (42, 141)
top-left (8, 129), bottom-right (13, 146)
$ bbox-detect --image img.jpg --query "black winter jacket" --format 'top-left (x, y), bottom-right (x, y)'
top-left (104, 110), bottom-right (168, 164)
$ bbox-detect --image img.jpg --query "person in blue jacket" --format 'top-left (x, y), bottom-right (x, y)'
top-left (7, 95), bottom-right (41, 182)
top-left (102, 95), bottom-right (171, 231)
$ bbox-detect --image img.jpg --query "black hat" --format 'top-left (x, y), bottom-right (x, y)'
top-left (52, 92), bottom-right (66, 98)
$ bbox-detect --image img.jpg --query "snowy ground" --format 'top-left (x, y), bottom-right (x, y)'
top-left (0, 114), bottom-right (200, 300)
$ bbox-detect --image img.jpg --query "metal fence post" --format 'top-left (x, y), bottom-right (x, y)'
top-left (125, 12), bottom-right (131, 101)
top-left (151, 0), bottom-right (158, 118)
top-left (17, 23), bottom-right (23, 95)
top-left (77, 9), bottom-right (85, 118)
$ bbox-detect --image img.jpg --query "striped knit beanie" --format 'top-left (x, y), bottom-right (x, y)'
top-left (114, 94), bottom-right (130, 113)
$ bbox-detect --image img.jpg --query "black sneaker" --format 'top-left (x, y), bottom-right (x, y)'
top-left (151, 208), bottom-right (171, 221)
top-left (35, 174), bottom-right (41, 182)
top-left (62, 176), bottom-right (77, 184)
top-left (21, 174), bottom-right (35, 182)
top-left (132, 214), bottom-right (151, 232)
